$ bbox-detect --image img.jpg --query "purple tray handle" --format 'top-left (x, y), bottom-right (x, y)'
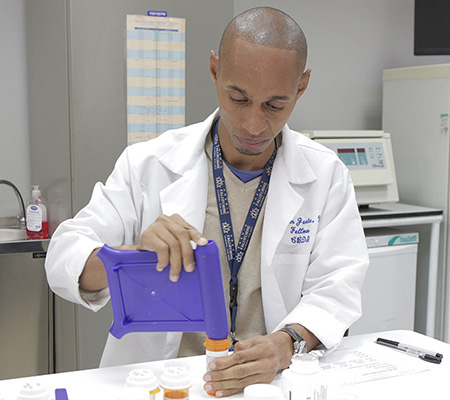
top-left (97, 240), bottom-right (229, 340)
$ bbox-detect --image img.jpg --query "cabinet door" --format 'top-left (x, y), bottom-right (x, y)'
top-left (0, 253), bottom-right (51, 379)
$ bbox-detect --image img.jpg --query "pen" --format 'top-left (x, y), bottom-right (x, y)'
top-left (375, 338), bottom-right (443, 364)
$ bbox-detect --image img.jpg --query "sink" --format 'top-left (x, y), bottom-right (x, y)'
top-left (0, 228), bottom-right (27, 242)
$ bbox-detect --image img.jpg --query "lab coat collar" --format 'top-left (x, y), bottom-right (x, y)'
top-left (158, 110), bottom-right (219, 175)
top-left (277, 124), bottom-right (318, 186)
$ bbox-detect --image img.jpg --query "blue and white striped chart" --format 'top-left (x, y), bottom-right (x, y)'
top-left (126, 15), bottom-right (186, 145)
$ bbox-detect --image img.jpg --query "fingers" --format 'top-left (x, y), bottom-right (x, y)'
top-left (137, 214), bottom-right (207, 282)
top-left (204, 367), bottom-right (275, 398)
top-left (203, 336), bottom-right (281, 397)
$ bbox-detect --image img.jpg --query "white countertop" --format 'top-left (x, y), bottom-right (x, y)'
top-left (0, 330), bottom-right (448, 400)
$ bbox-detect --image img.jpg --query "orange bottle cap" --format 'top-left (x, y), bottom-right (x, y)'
top-left (204, 337), bottom-right (230, 351)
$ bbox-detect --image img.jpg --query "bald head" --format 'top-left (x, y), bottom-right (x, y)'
top-left (219, 7), bottom-right (307, 73)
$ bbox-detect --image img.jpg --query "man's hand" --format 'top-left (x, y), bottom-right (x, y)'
top-left (202, 333), bottom-right (292, 397)
top-left (79, 214), bottom-right (207, 291)
top-left (136, 214), bottom-right (208, 282)
top-left (202, 325), bottom-right (320, 397)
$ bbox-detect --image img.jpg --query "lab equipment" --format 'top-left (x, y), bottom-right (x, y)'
top-left (281, 353), bottom-right (328, 400)
top-left (350, 228), bottom-right (418, 335)
top-left (301, 130), bottom-right (399, 205)
top-left (382, 64), bottom-right (450, 341)
top-left (159, 362), bottom-right (192, 400)
top-left (97, 240), bottom-right (228, 339)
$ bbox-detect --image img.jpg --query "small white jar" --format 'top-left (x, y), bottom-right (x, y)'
top-left (282, 353), bottom-right (328, 400)
top-left (125, 368), bottom-right (160, 399)
top-left (17, 382), bottom-right (50, 400)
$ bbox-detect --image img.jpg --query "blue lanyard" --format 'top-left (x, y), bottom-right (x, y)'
top-left (212, 121), bottom-right (277, 344)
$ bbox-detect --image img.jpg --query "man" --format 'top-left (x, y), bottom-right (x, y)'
top-left (46, 7), bottom-right (368, 397)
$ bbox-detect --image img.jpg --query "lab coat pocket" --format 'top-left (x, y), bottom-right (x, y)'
top-left (272, 253), bottom-right (309, 313)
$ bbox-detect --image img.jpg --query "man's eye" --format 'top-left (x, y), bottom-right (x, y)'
top-left (230, 97), bottom-right (247, 104)
top-left (267, 103), bottom-right (284, 111)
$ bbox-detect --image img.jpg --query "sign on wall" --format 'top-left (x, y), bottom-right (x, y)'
top-left (126, 14), bottom-right (186, 145)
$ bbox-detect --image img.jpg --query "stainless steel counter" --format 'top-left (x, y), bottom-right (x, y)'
top-left (0, 238), bottom-right (49, 255)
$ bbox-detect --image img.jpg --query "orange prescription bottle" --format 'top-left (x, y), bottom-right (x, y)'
top-left (204, 337), bottom-right (231, 396)
top-left (159, 362), bottom-right (192, 400)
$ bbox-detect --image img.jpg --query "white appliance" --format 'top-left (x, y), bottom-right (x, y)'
top-left (382, 64), bottom-right (450, 341)
top-left (350, 228), bottom-right (419, 335)
top-left (302, 130), bottom-right (399, 205)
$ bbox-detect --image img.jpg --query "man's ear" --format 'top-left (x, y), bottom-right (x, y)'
top-left (209, 50), bottom-right (220, 84)
top-left (296, 68), bottom-right (311, 99)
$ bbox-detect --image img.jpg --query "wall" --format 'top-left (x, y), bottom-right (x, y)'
top-left (0, 0), bottom-right (30, 217)
top-left (234, 0), bottom-right (450, 131)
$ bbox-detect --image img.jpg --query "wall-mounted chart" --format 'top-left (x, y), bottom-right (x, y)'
top-left (126, 14), bottom-right (185, 145)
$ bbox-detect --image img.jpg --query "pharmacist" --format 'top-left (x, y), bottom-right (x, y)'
top-left (45, 6), bottom-right (369, 398)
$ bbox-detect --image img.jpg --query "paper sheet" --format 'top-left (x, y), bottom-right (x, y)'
top-left (319, 337), bottom-right (430, 387)
top-left (126, 15), bottom-right (185, 145)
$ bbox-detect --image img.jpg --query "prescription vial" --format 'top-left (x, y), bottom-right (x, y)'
top-left (17, 382), bottom-right (50, 400)
top-left (159, 362), bottom-right (192, 400)
top-left (204, 337), bottom-right (230, 396)
top-left (204, 337), bottom-right (230, 371)
top-left (125, 368), bottom-right (160, 399)
top-left (281, 353), bottom-right (328, 400)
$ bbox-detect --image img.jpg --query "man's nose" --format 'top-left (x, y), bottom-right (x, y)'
top-left (243, 106), bottom-right (267, 136)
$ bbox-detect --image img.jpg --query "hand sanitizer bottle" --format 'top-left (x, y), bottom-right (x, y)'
top-left (26, 185), bottom-right (49, 239)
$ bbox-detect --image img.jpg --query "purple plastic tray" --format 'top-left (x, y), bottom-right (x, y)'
top-left (97, 240), bottom-right (229, 340)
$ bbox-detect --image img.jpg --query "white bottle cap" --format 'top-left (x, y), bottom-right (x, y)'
top-left (125, 369), bottom-right (159, 391)
top-left (244, 384), bottom-right (283, 400)
top-left (117, 387), bottom-right (149, 400)
top-left (17, 382), bottom-right (50, 400)
top-left (31, 185), bottom-right (41, 199)
top-left (289, 353), bottom-right (320, 374)
top-left (159, 361), bottom-right (192, 390)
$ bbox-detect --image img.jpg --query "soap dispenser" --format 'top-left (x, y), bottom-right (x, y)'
top-left (26, 185), bottom-right (49, 239)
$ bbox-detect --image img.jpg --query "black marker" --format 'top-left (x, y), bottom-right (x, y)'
top-left (375, 338), bottom-right (443, 364)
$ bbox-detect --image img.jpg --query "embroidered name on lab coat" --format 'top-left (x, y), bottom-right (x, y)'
top-left (289, 216), bottom-right (320, 244)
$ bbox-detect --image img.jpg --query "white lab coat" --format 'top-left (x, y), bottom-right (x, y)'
top-left (45, 109), bottom-right (369, 367)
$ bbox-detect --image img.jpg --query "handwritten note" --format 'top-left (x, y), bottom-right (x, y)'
top-left (319, 337), bottom-right (430, 387)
